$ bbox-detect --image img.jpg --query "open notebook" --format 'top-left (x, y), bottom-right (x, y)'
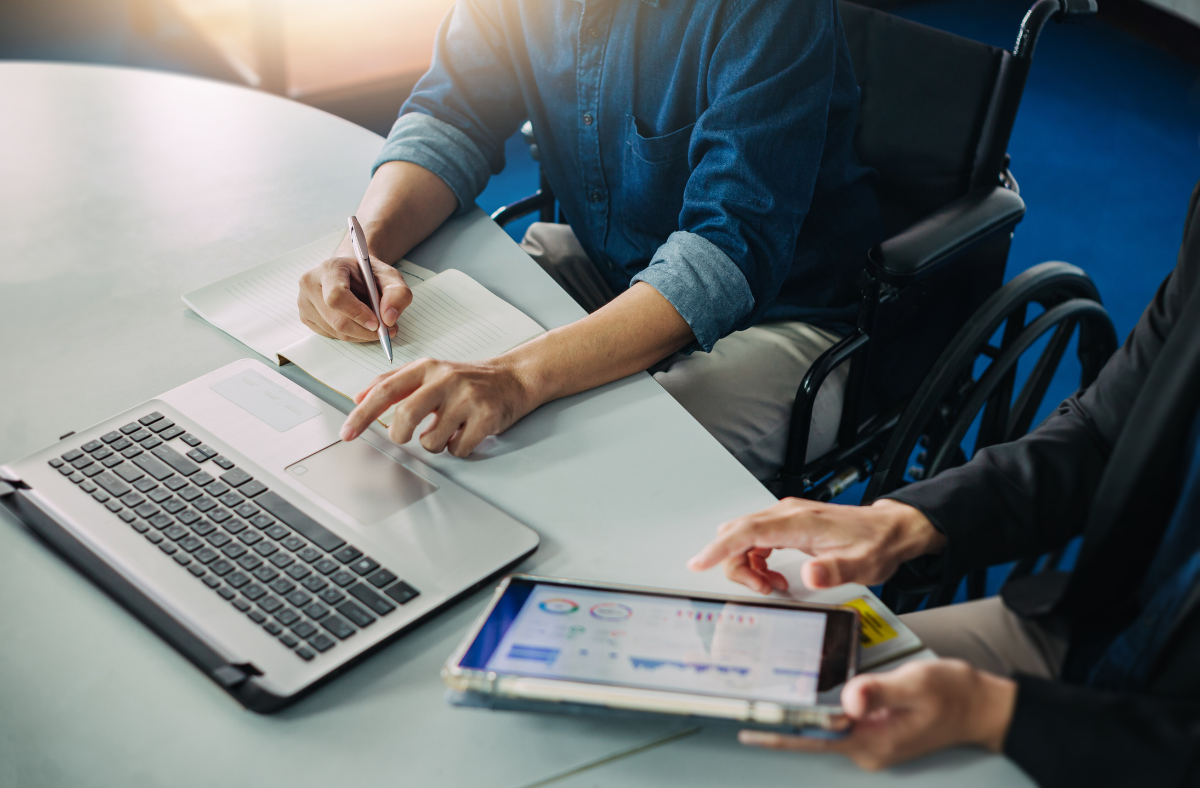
top-left (183, 230), bottom-right (545, 424)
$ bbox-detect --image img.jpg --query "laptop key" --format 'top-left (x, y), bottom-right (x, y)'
top-left (225, 571), bottom-right (250, 589)
top-left (178, 536), bottom-right (203, 553)
top-left (186, 448), bottom-right (207, 463)
top-left (269, 552), bottom-right (294, 569)
top-left (264, 524), bottom-right (289, 541)
top-left (247, 608), bottom-right (266, 624)
top-left (192, 496), bottom-right (216, 513)
top-left (206, 576), bottom-right (224, 590)
top-left (280, 536), bottom-right (305, 552)
top-left (120, 493), bottom-right (145, 508)
top-left (163, 525), bottom-right (188, 541)
top-left (204, 531), bottom-right (230, 548)
top-left (294, 646), bottom-right (315, 661)
top-left (194, 547), bottom-right (219, 564)
top-left (177, 486), bottom-right (201, 502)
top-left (384, 581), bottom-right (420, 606)
top-left (254, 492), bottom-right (345, 552)
top-left (301, 575), bottom-right (327, 593)
top-left (132, 453), bottom-right (175, 481)
top-left (158, 542), bottom-right (177, 556)
top-left (110, 437), bottom-right (132, 452)
top-left (331, 546), bottom-right (362, 565)
top-left (209, 559), bottom-right (234, 576)
top-left (97, 493), bottom-right (114, 506)
top-left (148, 418), bottom-right (175, 433)
top-left (92, 446), bottom-right (113, 460)
top-left (71, 456), bottom-right (93, 470)
top-left (337, 601), bottom-right (375, 628)
top-left (101, 455), bottom-right (124, 469)
top-left (129, 429), bottom-right (151, 443)
top-left (129, 518), bottom-right (149, 533)
top-left (286, 591), bottom-right (311, 608)
top-left (320, 616), bottom-right (355, 640)
top-left (212, 456), bottom-right (235, 470)
top-left (222, 543), bottom-right (247, 560)
top-left (197, 445), bottom-right (218, 460)
top-left (163, 476), bottom-right (187, 491)
top-left (349, 557), bottom-right (380, 576)
top-left (82, 440), bottom-right (104, 452)
top-left (297, 548), bottom-right (322, 564)
top-left (368, 569), bottom-right (398, 589)
top-left (312, 558), bottom-right (338, 575)
top-left (80, 480), bottom-right (97, 493)
top-left (205, 482), bottom-right (230, 498)
top-left (101, 431), bottom-right (122, 444)
top-left (263, 621), bottom-right (282, 636)
top-left (114, 464), bottom-right (144, 484)
top-left (290, 621), bottom-right (317, 639)
top-left (253, 566), bottom-right (279, 584)
top-left (308, 633), bottom-right (337, 652)
top-left (62, 448), bottom-right (85, 463)
top-left (150, 444), bottom-right (199, 476)
top-left (319, 588), bottom-right (345, 606)
top-left (82, 465), bottom-right (105, 478)
top-left (285, 564), bottom-right (311, 581)
top-left (147, 488), bottom-right (172, 504)
top-left (224, 519), bottom-right (248, 535)
top-left (250, 514), bottom-right (274, 529)
top-left (241, 583), bottom-right (266, 601)
top-left (180, 434), bottom-right (202, 447)
top-left (208, 508), bottom-right (232, 523)
top-left (218, 492), bottom-right (242, 508)
top-left (330, 570), bottom-right (355, 587)
top-left (239, 480), bottom-right (267, 498)
top-left (133, 477), bottom-right (157, 493)
top-left (187, 564), bottom-right (206, 577)
top-left (144, 530), bottom-right (162, 543)
top-left (149, 514), bottom-right (174, 530)
top-left (237, 529), bottom-right (261, 545)
top-left (159, 426), bottom-right (185, 441)
top-left (234, 503), bottom-right (258, 519)
top-left (134, 503), bottom-right (159, 519)
top-left (303, 603), bottom-right (328, 620)
top-left (219, 468), bottom-right (253, 488)
top-left (275, 608), bottom-right (301, 627)
top-left (253, 541), bottom-right (277, 557)
top-left (232, 598), bottom-right (250, 612)
top-left (138, 412), bottom-right (164, 426)
top-left (269, 578), bottom-right (295, 596)
top-left (348, 584), bottom-right (396, 616)
top-left (258, 596), bottom-right (283, 614)
top-left (191, 472), bottom-right (214, 487)
top-left (162, 499), bottom-right (186, 515)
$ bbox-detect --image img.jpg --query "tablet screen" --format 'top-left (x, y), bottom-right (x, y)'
top-left (460, 580), bottom-right (836, 705)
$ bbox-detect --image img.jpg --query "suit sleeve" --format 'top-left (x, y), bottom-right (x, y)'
top-left (1005, 675), bottom-right (1200, 786)
top-left (883, 181), bottom-right (1200, 578)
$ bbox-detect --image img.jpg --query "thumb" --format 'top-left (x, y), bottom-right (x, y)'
top-left (841, 671), bottom-right (918, 720)
top-left (801, 556), bottom-right (845, 589)
top-left (372, 259), bottom-right (412, 325)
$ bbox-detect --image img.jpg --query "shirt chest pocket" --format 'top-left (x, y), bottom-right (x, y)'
top-left (621, 115), bottom-right (695, 245)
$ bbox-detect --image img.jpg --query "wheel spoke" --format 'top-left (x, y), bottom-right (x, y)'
top-left (1006, 319), bottom-right (1076, 441)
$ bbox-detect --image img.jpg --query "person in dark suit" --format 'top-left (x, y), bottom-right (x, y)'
top-left (688, 181), bottom-right (1200, 785)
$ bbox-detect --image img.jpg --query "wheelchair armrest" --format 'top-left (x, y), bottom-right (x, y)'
top-left (871, 186), bottom-right (1026, 281)
top-left (490, 190), bottom-right (555, 227)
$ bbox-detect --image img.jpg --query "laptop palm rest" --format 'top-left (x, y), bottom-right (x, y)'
top-left (285, 439), bottom-right (438, 525)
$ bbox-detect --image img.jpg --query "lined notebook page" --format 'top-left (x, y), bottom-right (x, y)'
top-left (279, 269), bottom-right (545, 424)
top-left (183, 230), bottom-right (439, 363)
top-left (183, 230), bottom-right (545, 422)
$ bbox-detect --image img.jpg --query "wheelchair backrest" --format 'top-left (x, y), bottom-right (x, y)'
top-left (840, 2), bottom-right (1009, 237)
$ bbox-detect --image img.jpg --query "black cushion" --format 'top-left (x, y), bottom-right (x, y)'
top-left (840, 2), bottom-right (1007, 237)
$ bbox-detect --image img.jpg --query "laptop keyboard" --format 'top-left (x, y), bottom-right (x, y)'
top-left (47, 411), bottom-right (420, 662)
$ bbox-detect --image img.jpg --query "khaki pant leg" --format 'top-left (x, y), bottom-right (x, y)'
top-left (519, 222), bottom-right (616, 314)
top-left (652, 322), bottom-right (847, 481)
top-left (900, 597), bottom-right (1067, 678)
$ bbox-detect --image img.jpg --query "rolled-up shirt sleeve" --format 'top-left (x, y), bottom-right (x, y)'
top-left (373, 113), bottom-right (491, 217)
top-left (372, 0), bottom-right (525, 214)
top-left (632, 231), bottom-right (754, 352)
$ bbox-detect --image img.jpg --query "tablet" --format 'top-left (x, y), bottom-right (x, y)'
top-left (442, 575), bottom-right (860, 731)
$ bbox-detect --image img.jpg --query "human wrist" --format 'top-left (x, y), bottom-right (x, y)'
top-left (967, 670), bottom-right (1017, 752)
top-left (871, 498), bottom-right (946, 562)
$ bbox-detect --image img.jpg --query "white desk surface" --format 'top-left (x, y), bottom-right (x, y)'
top-left (0, 62), bottom-right (1032, 788)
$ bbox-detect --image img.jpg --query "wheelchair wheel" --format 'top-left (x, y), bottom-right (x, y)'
top-left (863, 262), bottom-right (1119, 613)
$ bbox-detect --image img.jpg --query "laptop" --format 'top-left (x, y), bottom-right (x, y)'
top-left (0, 358), bottom-right (540, 712)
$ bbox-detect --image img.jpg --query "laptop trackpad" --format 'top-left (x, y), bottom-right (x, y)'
top-left (285, 439), bottom-right (438, 525)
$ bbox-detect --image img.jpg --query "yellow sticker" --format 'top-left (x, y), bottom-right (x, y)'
top-left (843, 597), bottom-right (898, 648)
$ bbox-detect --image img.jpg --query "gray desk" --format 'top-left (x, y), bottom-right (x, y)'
top-left (0, 63), bottom-right (1032, 788)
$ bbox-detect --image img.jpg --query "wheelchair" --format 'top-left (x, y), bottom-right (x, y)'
top-left (491, 0), bottom-right (1118, 613)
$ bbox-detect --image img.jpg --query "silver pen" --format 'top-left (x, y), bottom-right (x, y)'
top-left (347, 215), bottom-right (393, 362)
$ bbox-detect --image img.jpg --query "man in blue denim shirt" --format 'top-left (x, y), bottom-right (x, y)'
top-left (303, 0), bottom-right (880, 478)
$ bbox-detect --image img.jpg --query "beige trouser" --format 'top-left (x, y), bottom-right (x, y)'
top-left (900, 597), bottom-right (1067, 678)
top-left (520, 222), bottom-right (848, 480)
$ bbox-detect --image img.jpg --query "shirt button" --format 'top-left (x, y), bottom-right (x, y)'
top-left (588, 27), bottom-right (600, 40)
top-left (589, 190), bottom-right (602, 203)
top-left (583, 112), bottom-right (594, 126)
